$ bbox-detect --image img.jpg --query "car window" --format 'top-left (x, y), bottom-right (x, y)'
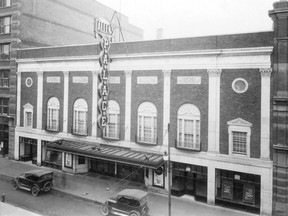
top-left (26, 174), bottom-right (39, 182)
top-left (118, 196), bottom-right (140, 207)
top-left (118, 196), bottom-right (130, 205)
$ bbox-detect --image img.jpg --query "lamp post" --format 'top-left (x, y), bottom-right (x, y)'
top-left (164, 124), bottom-right (171, 216)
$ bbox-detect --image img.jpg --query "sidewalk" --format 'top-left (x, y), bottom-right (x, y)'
top-left (0, 157), bottom-right (256, 216)
top-left (0, 202), bottom-right (42, 216)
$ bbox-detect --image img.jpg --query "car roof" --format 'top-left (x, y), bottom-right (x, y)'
top-left (23, 169), bottom-right (53, 177)
top-left (117, 189), bottom-right (148, 200)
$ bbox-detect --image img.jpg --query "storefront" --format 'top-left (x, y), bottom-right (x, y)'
top-left (215, 169), bottom-right (260, 213)
top-left (44, 139), bottom-right (163, 185)
top-left (0, 123), bottom-right (8, 156)
top-left (18, 137), bottom-right (37, 164)
top-left (171, 162), bottom-right (207, 201)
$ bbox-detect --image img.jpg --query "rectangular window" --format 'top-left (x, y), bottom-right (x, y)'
top-left (0, 0), bottom-right (11, 8)
top-left (0, 16), bottom-right (11, 34)
top-left (78, 156), bottom-right (85, 165)
top-left (47, 108), bottom-right (59, 131)
top-left (177, 119), bottom-right (200, 150)
top-left (25, 111), bottom-right (32, 127)
top-left (0, 44), bottom-right (10, 60)
top-left (0, 97), bottom-right (9, 115)
top-left (232, 131), bottom-right (247, 154)
top-left (104, 113), bottom-right (119, 139)
top-left (0, 70), bottom-right (9, 87)
top-left (73, 110), bottom-right (87, 135)
top-left (138, 116), bottom-right (157, 144)
top-left (64, 153), bottom-right (73, 168)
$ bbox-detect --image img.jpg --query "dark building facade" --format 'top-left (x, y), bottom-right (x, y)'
top-left (269, 1), bottom-right (288, 215)
top-left (0, 0), bottom-right (142, 159)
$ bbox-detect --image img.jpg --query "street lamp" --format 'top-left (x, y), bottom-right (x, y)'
top-left (164, 124), bottom-right (171, 216)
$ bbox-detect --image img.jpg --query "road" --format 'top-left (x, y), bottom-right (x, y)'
top-left (0, 177), bottom-right (103, 216)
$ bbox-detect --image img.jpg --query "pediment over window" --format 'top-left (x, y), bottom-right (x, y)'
top-left (23, 103), bottom-right (33, 109)
top-left (227, 118), bottom-right (252, 127)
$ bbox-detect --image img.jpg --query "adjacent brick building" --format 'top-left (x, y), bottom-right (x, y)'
top-left (16, 31), bottom-right (273, 215)
top-left (0, 0), bottom-right (143, 159)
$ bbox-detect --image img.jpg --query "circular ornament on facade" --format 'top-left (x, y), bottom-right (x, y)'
top-left (25, 77), bottom-right (33, 87)
top-left (232, 78), bottom-right (248, 93)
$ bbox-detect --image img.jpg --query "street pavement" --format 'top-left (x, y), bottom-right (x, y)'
top-left (0, 156), bottom-right (257, 216)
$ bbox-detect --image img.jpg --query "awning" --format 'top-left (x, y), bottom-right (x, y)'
top-left (46, 139), bottom-right (164, 169)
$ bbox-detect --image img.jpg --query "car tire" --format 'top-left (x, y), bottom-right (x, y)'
top-left (100, 204), bottom-right (110, 216)
top-left (43, 181), bottom-right (52, 192)
top-left (11, 180), bottom-right (18, 190)
top-left (31, 185), bottom-right (39, 197)
top-left (129, 211), bottom-right (140, 216)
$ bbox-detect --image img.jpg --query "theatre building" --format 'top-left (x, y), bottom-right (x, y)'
top-left (15, 31), bottom-right (273, 215)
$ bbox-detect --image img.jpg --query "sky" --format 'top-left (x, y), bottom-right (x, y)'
top-left (96, 0), bottom-right (276, 40)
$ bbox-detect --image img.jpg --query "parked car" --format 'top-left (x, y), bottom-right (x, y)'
top-left (100, 189), bottom-right (149, 216)
top-left (11, 169), bottom-right (54, 196)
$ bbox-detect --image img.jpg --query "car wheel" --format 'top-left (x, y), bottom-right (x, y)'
top-left (31, 185), bottom-right (39, 197)
top-left (11, 180), bottom-right (18, 190)
top-left (43, 181), bottom-right (52, 192)
top-left (129, 211), bottom-right (140, 216)
top-left (100, 204), bottom-right (110, 216)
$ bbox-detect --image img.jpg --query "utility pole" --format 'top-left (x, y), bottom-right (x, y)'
top-left (168, 123), bottom-right (171, 216)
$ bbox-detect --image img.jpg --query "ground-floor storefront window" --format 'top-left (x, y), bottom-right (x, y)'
top-left (172, 162), bottom-right (207, 201)
top-left (89, 158), bottom-right (144, 184)
top-left (0, 124), bottom-right (8, 156)
top-left (42, 149), bottom-right (62, 170)
top-left (19, 137), bottom-right (37, 164)
top-left (215, 169), bottom-right (260, 213)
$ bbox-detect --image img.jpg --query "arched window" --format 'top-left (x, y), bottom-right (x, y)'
top-left (47, 97), bottom-right (60, 131)
top-left (73, 98), bottom-right (88, 135)
top-left (137, 102), bottom-right (157, 144)
top-left (177, 104), bottom-right (200, 150)
top-left (104, 100), bottom-right (120, 139)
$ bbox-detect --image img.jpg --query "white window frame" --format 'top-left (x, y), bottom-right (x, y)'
top-left (0, 16), bottom-right (10, 34)
top-left (137, 102), bottom-right (157, 145)
top-left (47, 97), bottom-right (60, 131)
top-left (104, 100), bottom-right (120, 139)
top-left (0, 43), bottom-right (10, 60)
top-left (177, 104), bottom-right (201, 150)
top-left (228, 118), bottom-right (252, 157)
top-left (23, 103), bottom-right (33, 128)
top-left (73, 98), bottom-right (87, 135)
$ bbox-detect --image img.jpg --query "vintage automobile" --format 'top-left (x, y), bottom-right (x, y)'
top-left (100, 189), bottom-right (149, 216)
top-left (11, 169), bottom-right (54, 196)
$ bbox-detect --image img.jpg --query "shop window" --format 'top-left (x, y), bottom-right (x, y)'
top-left (0, 70), bottom-right (9, 87)
top-left (0, 0), bottom-right (11, 8)
top-left (44, 149), bottom-right (62, 167)
top-left (0, 16), bottom-right (10, 34)
top-left (47, 97), bottom-right (60, 132)
top-left (78, 156), bottom-right (85, 165)
top-left (137, 102), bottom-right (157, 144)
top-left (103, 100), bottom-right (120, 139)
top-left (23, 103), bottom-right (33, 128)
top-left (228, 118), bottom-right (251, 157)
top-left (0, 44), bottom-right (10, 60)
top-left (0, 97), bottom-right (8, 115)
top-left (176, 104), bottom-right (200, 150)
top-left (64, 153), bottom-right (73, 168)
top-left (73, 98), bottom-right (87, 135)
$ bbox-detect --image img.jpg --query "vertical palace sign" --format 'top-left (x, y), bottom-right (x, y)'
top-left (94, 18), bottom-right (114, 128)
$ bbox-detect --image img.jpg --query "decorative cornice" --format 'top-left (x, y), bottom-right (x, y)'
top-left (260, 68), bottom-right (272, 77)
top-left (207, 69), bottom-right (222, 77)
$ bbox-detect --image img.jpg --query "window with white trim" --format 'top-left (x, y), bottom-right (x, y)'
top-left (104, 100), bottom-right (120, 139)
top-left (0, 0), bottom-right (11, 8)
top-left (0, 70), bottom-right (9, 87)
top-left (47, 97), bottom-right (60, 131)
top-left (23, 103), bottom-right (33, 128)
top-left (0, 44), bottom-right (10, 60)
top-left (0, 97), bottom-right (8, 115)
top-left (137, 102), bottom-right (157, 144)
top-left (177, 104), bottom-right (201, 150)
top-left (73, 98), bottom-right (87, 135)
top-left (228, 118), bottom-right (252, 157)
top-left (0, 16), bottom-right (10, 34)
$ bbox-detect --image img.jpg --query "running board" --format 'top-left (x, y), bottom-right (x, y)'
top-left (18, 185), bottom-right (31, 191)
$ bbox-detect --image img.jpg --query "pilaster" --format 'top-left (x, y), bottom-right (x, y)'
top-left (91, 70), bottom-right (100, 138)
top-left (36, 71), bottom-right (43, 130)
top-left (163, 69), bottom-right (171, 146)
top-left (207, 69), bottom-right (222, 153)
top-left (16, 71), bottom-right (21, 127)
top-left (63, 71), bottom-right (69, 133)
top-left (124, 70), bottom-right (132, 141)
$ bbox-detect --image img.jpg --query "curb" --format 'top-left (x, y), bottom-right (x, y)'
top-left (0, 173), bottom-right (102, 206)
